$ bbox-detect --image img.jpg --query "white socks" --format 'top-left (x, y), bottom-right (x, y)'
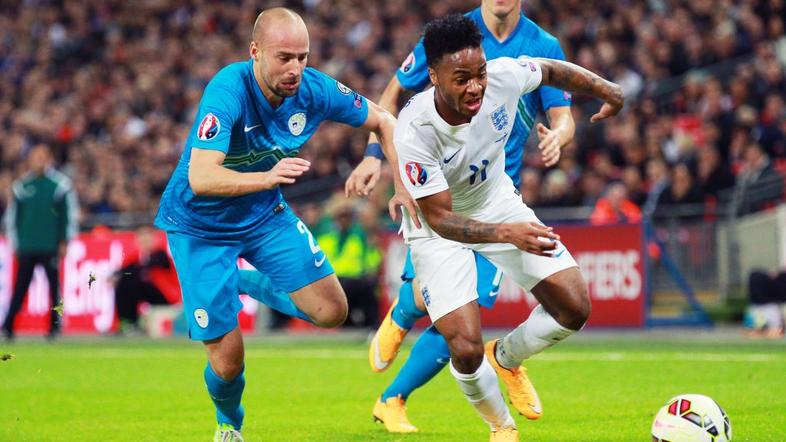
top-left (496, 304), bottom-right (576, 369)
top-left (449, 356), bottom-right (515, 430)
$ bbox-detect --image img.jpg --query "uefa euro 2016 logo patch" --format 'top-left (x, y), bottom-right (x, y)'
top-left (197, 113), bottom-right (220, 141)
top-left (490, 105), bottom-right (509, 132)
top-left (405, 162), bottom-right (428, 186)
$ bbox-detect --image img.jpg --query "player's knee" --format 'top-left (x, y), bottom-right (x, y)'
top-left (562, 282), bottom-right (591, 330)
top-left (311, 297), bottom-right (348, 328)
top-left (448, 337), bottom-right (484, 373)
top-left (211, 357), bottom-right (244, 380)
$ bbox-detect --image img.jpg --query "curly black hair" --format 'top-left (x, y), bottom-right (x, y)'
top-left (423, 14), bottom-right (482, 68)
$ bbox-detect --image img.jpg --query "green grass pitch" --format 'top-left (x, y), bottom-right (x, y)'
top-left (1, 333), bottom-right (785, 441)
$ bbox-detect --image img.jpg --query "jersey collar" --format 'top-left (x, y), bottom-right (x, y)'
top-left (246, 59), bottom-right (292, 114)
top-left (475, 9), bottom-right (525, 45)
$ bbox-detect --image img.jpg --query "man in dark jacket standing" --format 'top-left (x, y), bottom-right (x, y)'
top-left (3, 145), bottom-right (78, 341)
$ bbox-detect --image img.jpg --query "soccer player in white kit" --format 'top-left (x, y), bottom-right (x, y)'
top-left (395, 15), bottom-right (623, 441)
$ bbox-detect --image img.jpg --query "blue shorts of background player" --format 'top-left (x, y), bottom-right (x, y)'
top-left (370, 250), bottom-right (502, 431)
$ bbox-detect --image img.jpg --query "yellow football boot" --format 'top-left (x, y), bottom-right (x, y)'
top-left (372, 396), bottom-right (418, 433)
top-left (369, 300), bottom-right (410, 372)
top-left (489, 426), bottom-right (519, 442)
top-left (485, 340), bottom-right (542, 420)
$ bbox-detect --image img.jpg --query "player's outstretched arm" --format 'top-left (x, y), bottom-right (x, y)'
top-left (345, 76), bottom-right (407, 197)
top-left (357, 100), bottom-right (422, 228)
top-left (535, 58), bottom-right (624, 122)
top-left (536, 107), bottom-right (575, 167)
top-left (188, 148), bottom-right (310, 196)
top-left (418, 189), bottom-right (559, 256)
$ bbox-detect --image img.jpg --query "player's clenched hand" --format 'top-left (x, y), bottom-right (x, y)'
top-left (590, 83), bottom-right (624, 122)
top-left (505, 222), bottom-right (560, 256)
top-left (388, 185), bottom-right (422, 229)
top-left (536, 123), bottom-right (562, 167)
top-left (262, 157), bottom-right (310, 189)
top-left (345, 156), bottom-right (382, 197)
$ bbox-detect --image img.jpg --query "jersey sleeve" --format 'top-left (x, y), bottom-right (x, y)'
top-left (395, 41), bottom-right (431, 92)
top-left (396, 126), bottom-right (448, 199)
top-left (191, 80), bottom-right (242, 154)
top-left (508, 56), bottom-right (544, 96)
top-left (316, 71), bottom-right (369, 127)
top-left (538, 42), bottom-right (573, 111)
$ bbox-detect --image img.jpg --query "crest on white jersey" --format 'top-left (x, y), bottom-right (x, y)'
top-left (490, 105), bottom-right (510, 132)
top-left (288, 113), bottom-right (307, 136)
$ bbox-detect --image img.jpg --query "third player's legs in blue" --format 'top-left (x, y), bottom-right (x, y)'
top-left (380, 253), bottom-right (501, 400)
top-left (390, 279), bottom-right (427, 329)
top-left (381, 325), bottom-right (449, 401)
top-left (238, 269), bottom-right (312, 323)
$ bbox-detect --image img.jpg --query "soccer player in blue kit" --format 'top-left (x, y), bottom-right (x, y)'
top-left (155, 8), bottom-right (415, 441)
top-left (345, 0), bottom-right (577, 432)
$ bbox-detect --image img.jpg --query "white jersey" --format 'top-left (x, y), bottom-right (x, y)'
top-left (396, 57), bottom-right (544, 240)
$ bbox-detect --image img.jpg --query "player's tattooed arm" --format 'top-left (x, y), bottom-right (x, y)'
top-left (536, 58), bottom-right (624, 122)
top-left (418, 190), bottom-right (559, 255)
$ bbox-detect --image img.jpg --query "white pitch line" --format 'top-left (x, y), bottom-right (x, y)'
top-left (32, 349), bottom-right (785, 362)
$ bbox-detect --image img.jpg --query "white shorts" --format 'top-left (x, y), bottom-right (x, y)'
top-left (408, 202), bottom-right (578, 322)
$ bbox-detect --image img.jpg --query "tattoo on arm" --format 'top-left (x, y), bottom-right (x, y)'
top-left (540, 59), bottom-right (624, 107)
top-left (432, 212), bottom-right (500, 243)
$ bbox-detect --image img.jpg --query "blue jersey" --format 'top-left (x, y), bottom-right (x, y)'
top-left (396, 8), bottom-right (571, 188)
top-left (155, 60), bottom-right (369, 239)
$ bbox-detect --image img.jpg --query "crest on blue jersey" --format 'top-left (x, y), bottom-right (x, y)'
top-left (400, 52), bottom-right (415, 74)
top-left (405, 162), bottom-right (427, 186)
top-left (288, 113), bottom-right (307, 136)
top-left (490, 105), bottom-right (510, 132)
top-left (336, 81), bottom-right (352, 95)
top-left (197, 113), bottom-right (220, 141)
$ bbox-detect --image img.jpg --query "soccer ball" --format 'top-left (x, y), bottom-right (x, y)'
top-left (651, 394), bottom-right (732, 442)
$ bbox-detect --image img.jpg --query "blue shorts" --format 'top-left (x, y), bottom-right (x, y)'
top-left (166, 215), bottom-right (333, 340)
top-left (401, 250), bottom-right (502, 309)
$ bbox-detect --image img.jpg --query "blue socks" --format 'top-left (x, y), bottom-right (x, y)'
top-left (204, 363), bottom-right (245, 429)
top-left (381, 325), bottom-right (450, 401)
top-left (390, 280), bottom-right (428, 330)
top-left (238, 269), bottom-right (311, 323)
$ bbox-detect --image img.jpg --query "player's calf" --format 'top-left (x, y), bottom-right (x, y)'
top-left (533, 268), bottom-right (590, 331)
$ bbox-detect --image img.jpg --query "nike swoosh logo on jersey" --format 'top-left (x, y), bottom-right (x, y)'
top-left (244, 124), bottom-right (262, 133)
top-left (314, 255), bottom-right (326, 267)
top-left (443, 147), bottom-right (463, 163)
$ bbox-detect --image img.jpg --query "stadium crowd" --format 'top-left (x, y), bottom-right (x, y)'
top-left (0, 0), bottom-right (785, 226)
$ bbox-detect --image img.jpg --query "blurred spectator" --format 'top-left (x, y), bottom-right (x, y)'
top-left (589, 182), bottom-right (642, 225)
top-left (520, 169), bottom-right (542, 207)
top-left (654, 163), bottom-right (705, 218)
top-left (2, 145), bottom-right (78, 341)
top-left (317, 198), bottom-right (382, 328)
top-left (696, 146), bottom-right (735, 199)
top-left (540, 170), bottom-right (575, 207)
top-left (733, 142), bottom-right (785, 215)
top-left (621, 166), bottom-right (647, 207)
top-left (643, 158), bottom-right (670, 217)
top-left (744, 269), bottom-right (786, 338)
top-left (113, 226), bottom-right (180, 335)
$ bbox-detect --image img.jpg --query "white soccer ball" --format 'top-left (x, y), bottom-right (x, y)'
top-left (651, 394), bottom-right (732, 442)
